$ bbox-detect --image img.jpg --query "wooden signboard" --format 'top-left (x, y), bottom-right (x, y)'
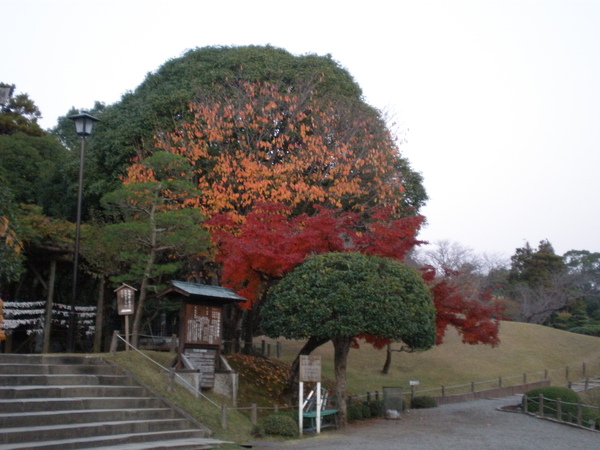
top-left (116, 285), bottom-right (135, 316)
top-left (183, 348), bottom-right (217, 387)
top-left (299, 355), bottom-right (321, 382)
top-left (183, 304), bottom-right (222, 346)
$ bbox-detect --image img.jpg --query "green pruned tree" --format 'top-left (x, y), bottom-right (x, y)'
top-left (260, 252), bottom-right (436, 427)
top-left (100, 151), bottom-right (210, 347)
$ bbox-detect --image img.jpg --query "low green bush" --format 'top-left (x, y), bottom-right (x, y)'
top-left (366, 400), bottom-right (385, 417)
top-left (251, 424), bottom-right (264, 438)
top-left (347, 403), bottom-right (364, 421)
top-left (524, 386), bottom-right (600, 428)
top-left (261, 413), bottom-right (298, 437)
top-left (410, 396), bottom-right (438, 409)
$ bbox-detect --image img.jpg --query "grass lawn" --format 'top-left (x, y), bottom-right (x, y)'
top-left (107, 321), bottom-right (600, 446)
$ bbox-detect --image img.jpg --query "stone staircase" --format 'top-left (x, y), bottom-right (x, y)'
top-left (0, 354), bottom-right (228, 449)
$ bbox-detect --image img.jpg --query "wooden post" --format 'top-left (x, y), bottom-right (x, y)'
top-left (375, 390), bottom-right (379, 401)
top-left (276, 341), bottom-right (281, 358)
top-left (523, 394), bottom-right (528, 412)
top-left (544, 369), bottom-right (548, 380)
top-left (124, 315), bottom-right (130, 352)
top-left (316, 381), bottom-right (322, 434)
top-left (585, 378), bottom-right (589, 391)
top-left (298, 381), bottom-right (304, 437)
top-left (261, 339), bottom-right (266, 355)
top-left (42, 260), bottom-right (56, 354)
top-left (274, 404), bottom-right (279, 413)
top-left (556, 398), bottom-right (562, 421)
top-left (577, 404), bottom-right (583, 426)
top-left (251, 403), bottom-right (257, 425)
top-left (109, 330), bottom-right (120, 354)
top-left (167, 369), bottom-right (175, 393)
top-left (93, 277), bottom-right (105, 353)
top-left (267, 343), bottom-right (271, 357)
top-left (170, 334), bottom-right (177, 353)
top-left (538, 394), bottom-right (544, 416)
top-left (499, 376), bottom-right (502, 388)
top-left (523, 373), bottom-right (527, 384)
top-left (221, 404), bottom-right (228, 429)
top-left (367, 392), bottom-right (371, 402)
top-left (583, 362), bottom-right (586, 377)
top-left (441, 385), bottom-right (445, 397)
top-left (471, 381), bottom-right (475, 393)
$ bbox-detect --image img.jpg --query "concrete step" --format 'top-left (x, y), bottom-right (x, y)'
top-left (0, 374), bottom-right (135, 386)
top-left (0, 396), bottom-right (163, 413)
top-left (0, 418), bottom-right (195, 444)
top-left (0, 429), bottom-right (218, 449)
top-left (0, 354), bottom-right (215, 448)
top-left (0, 384), bottom-right (149, 399)
top-left (0, 363), bottom-right (121, 375)
top-left (0, 407), bottom-right (177, 427)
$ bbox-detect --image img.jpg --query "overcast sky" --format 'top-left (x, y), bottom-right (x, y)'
top-left (4, 0), bottom-right (600, 260)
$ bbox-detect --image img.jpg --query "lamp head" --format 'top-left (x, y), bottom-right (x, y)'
top-left (68, 112), bottom-right (100, 136)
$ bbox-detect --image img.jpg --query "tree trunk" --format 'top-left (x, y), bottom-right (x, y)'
top-left (93, 277), bottom-right (105, 353)
top-left (241, 309), bottom-right (256, 355)
top-left (41, 260), bottom-right (56, 354)
top-left (282, 336), bottom-right (330, 398)
top-left (381, 343), bottom-right (392, 374)
top-left (132, 203), bottom-right (158, 349)
top-left (332, 335), bottom-right (352, 428)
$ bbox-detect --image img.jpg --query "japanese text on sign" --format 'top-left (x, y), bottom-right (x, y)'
top-left (184, 304), bottom-right (222, 345)
top-left (299, 355), bottom-right (321, 382)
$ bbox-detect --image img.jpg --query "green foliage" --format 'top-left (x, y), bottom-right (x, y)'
top-left (251, 424), bottom-right (265, 438)
top-left (261, 413), bottom-right (298, 437)
top-left (0, 83), bottom-right (43, 136)
top-left (366, 400), bottom-right (385, 417)
top-left (261, 252), bottom-right (436, 349)
top-left (0, 83), bottom-right (70, 219)
top-left (567, 324), bottom-right (600, 337)
top-left (410, 396), bottom-right (438, 409)
top-left (346, 403), bottom-right (367, 421)
top-left (0, 181), bottom-right (24, 286)
top-left (509, 240), bottom-right (566, 287)
top-left (525, 386), bottom-right (580, 417)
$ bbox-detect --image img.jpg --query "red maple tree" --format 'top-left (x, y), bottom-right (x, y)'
top-left (207, 202), bottom-right (425, 309)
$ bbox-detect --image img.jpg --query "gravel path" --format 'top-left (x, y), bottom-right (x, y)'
top-left (250, 394), bottom-right (599, 449)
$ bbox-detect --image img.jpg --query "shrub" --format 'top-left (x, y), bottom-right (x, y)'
top-left (251, 424), bottom-right (264, 438)
top-left (261, 413), bottom-right (298, 437)
top-left (347, 403), bottom-right (364, 421)
top-left (411, 396), bottom-right (438, 409)
top-left (366, 400), bottom-right (385, 417)
top-left (525, 386), bottom-right (600, 429)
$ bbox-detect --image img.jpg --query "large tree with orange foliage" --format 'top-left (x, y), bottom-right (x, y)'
top-left (149, 79), bottom-right (423, 221)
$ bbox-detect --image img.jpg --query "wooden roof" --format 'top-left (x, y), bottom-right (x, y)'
top-left (158, 280), bottom-right (246, 303)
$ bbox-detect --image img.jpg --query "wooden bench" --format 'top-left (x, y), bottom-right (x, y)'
top-left (302, 388), bottom-right (339, 432)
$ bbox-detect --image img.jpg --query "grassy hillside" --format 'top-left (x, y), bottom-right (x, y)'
top-left (107, 321), bottom-right (600, 445)
top-left (260, 321), bottom-right (600, 395)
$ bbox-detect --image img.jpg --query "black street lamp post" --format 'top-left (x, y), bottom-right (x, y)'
top-left (67, 112), bottom-right (99, 352)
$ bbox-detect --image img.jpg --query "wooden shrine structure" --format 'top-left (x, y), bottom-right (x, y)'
top-left (157, 280), bottom-right (245, 389)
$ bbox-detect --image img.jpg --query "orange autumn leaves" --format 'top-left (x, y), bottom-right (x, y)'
top-left (126, 80), bottom-right (406, 221)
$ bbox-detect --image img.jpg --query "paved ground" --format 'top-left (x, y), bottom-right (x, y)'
top-left (248, 394), bottom-right (599, 449)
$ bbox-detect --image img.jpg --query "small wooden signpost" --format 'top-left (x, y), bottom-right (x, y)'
top-left (114, 284), bottom-right (136, 351)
